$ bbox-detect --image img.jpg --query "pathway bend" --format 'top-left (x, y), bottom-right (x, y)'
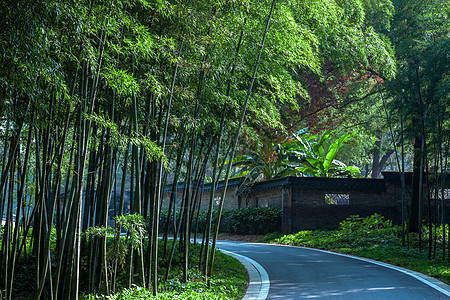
top-left (217, 241), bottom-right (450, 300)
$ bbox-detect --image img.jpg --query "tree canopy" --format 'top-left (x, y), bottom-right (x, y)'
top-left (6, 0), bottom-right (446, 298)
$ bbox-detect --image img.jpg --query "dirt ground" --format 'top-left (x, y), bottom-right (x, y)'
top-left (218, 234), bottom-right (265, 243)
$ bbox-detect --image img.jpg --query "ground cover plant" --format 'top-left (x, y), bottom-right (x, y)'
top-left (261, 214), bottom-right (450, 284)
top-left (82, 241), bottom-right (247, 300)
top-left (4, 223), bottom-right (247, 299)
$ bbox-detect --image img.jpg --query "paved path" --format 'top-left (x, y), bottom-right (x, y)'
top-left (217, 241), bottom-right (450, 300)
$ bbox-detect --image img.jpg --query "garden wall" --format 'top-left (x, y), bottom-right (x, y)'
top-left (161, 177), bottom-right (243, 211)
top-left (239, 172), bottom-right (412, 233)
top-left (162, 172), bottom-right (450, 234)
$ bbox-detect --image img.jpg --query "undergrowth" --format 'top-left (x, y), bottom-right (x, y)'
top-left (83, 242), bottom-right (247, 300)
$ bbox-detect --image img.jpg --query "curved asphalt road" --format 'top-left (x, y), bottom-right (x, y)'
top-left (217, 241), bottom-right (450, 299)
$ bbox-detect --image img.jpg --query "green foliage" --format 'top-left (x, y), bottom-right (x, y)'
top-left (115, 214), bottom-right (146, 252)
top-left (339, 213), bottom-right (393, 233)
top-left (83, 243), bottom-right (247, 300)
top-left (385, 0), bottom-right (450, 148)
top-left (102, 67), bottom-right (140, 97)
top-left (282, 130), bottom-right (362, 178)
top-left (230, 130), bottom-right (361, 195)
top-left (85, 113), bottom-right (165, 164)
top-left (103, 284), bottom-right (232, 300)
top-left (84, 214), bottom-right (146, 289)
top-left (257, 232), bottom-right (283, 243)
top-left (231, 147), bottom-right (289, 194)
top-left (221, 207), bottom-right (282, 235)
top-left (274, 214), bottom-right (399, 250)
top-left (383, 0), bottom-right (450, 230)
top-left (85, 226), bottom-right (118, 239)
top-left (0, 0), bottom-right (401, 297)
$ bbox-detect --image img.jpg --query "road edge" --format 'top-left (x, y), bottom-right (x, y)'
top-left (219, 249), bottom-right (270, 300)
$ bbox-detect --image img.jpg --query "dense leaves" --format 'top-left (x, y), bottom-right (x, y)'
top-left (0, 0), bottom-right (398, 298)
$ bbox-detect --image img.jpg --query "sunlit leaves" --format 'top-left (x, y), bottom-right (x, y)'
top-left (115, 214), bottom-right (146, 252)
top-left (85, 112), bottom-right (165, 163)
top-left (320, 25), bottom-right (395, 78)
top-left (102, 67), bottom-right (140, 96)
top-left (282, 130), bottom-right (361, 177)
top-left (268, 3), bottom-right (320, 74)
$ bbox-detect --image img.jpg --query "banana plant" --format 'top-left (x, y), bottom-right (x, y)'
top-left (232, 144), bottom-right (291, 194)
top-left (230, 130), bottom-right (360, 195)
top-left (282, 130), bottom-right (361, 178)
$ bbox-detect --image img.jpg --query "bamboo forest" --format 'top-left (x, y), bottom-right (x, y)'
top-left (0, 0), bottom-right (448, 299)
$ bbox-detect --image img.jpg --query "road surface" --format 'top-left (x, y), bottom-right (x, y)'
top-left (217, 241), bottom-right (450, 300)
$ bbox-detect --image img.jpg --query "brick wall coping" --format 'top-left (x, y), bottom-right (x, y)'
top-left (164, 177), bottom-right (244, 193)
top-left (240, 176), bottom-right (386, 194)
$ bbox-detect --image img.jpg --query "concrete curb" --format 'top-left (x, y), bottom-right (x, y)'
top-left (219, 249), bottom-right (270, 300)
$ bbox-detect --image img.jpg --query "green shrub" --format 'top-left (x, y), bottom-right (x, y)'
top-left (258, 232), bottom-right (283, 243)
top-left (339, 213), bottom-right (393, 233)
top-left (220, 207), bottom-right (281, 235)
top-left (271, 214), bottom-right (402, 251)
